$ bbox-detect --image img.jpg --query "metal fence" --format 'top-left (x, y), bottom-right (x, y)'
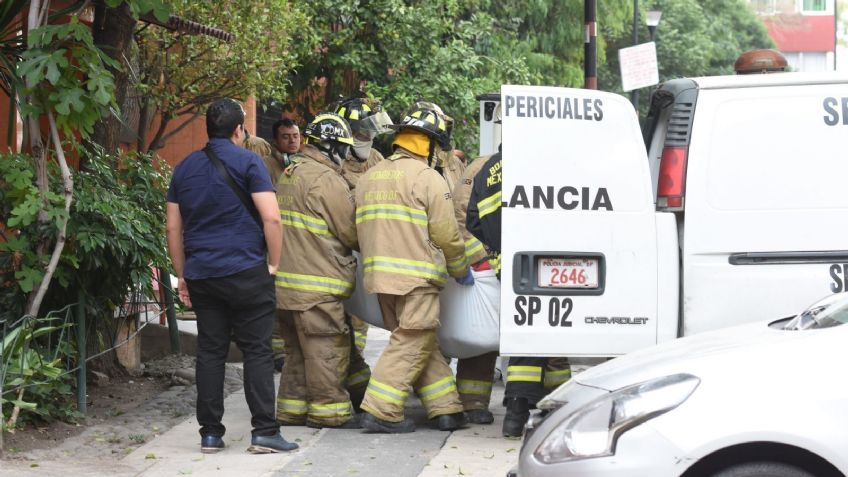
top-left (0, 268), bottom-right (180, 453)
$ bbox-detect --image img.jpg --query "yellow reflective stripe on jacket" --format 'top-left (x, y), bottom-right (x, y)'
top-left (346, 367), bottom-right (371, 389)
top-left (277, 398), bottom-right (308, 415)
top-left (363, 256), bottom-right (448, 284)
top-left (366, 379), bottom-right (409, 406)
top-left (490, 254), bottom-right (502, 274)
top-left (457, 379), bottom-right (493, 396)
top-left (308, 402), bottom-right (353, 417)
top-left (544, 368), bottom-right (572, 388)
top-left (507, 365), bottom-right (543, 383)
top-left (280, 209), bottom-right (330, 235)
top-left (446, 254), bottom-right (469, 275)
top-left (478, 190), bottom-right (502, 218)
top-left (417, 376), bottom-right (458, 402)
top-left (355, 204), bottom-right (428, 226)
top-left (465, 237), bottom-right (485, 258)
top-left (275, 271), bottom-right (354, 297)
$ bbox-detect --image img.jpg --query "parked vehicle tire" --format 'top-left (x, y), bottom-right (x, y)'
top-left (712, 462), bottom-right (815, 477)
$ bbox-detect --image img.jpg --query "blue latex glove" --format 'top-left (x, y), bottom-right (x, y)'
top-left (455, 269), bottom-right (475, 286)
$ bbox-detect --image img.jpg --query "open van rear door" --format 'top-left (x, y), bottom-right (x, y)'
top-left (500, 85), bottom-right (660, 357)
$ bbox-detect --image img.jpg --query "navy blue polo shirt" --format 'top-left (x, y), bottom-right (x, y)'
top-left (167, 138), bottom-right (274, 280)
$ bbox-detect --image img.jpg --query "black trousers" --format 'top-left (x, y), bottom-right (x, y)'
top-left (504, 356), bottom-right (549, 406)
top-left (186, 264), bottom-right (278, 437)
top-left (503, 356), bottom-right (571, 407)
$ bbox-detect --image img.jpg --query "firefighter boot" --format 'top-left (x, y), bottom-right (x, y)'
top-left (361, 412), bottom-right (415, 434)
top-left (502, 397), bottom-right (530, 438)
top-left (433, 412), bottom-right (468, 431)
top-left (466, 409), bottom-right (495, 424)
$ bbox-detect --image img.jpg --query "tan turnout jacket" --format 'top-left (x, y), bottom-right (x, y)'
top-left (341, 148), bottom-right (384, 190)
top-left (452, 155), bottom-right (491, 265)
top-left (440, 153), bottom-right (466, 194)
top-left (355, 148), bottom-right (469, 295)
top-left (275, 145), bottom-right (358, 310)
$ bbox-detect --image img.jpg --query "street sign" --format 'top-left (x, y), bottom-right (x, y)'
top-left (619, 42), bottom-right (659, 92)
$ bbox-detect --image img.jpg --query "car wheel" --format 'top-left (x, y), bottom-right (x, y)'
top-left (711, 462), bottom-right (815, 477)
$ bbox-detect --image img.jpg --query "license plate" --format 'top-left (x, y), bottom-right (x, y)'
top-left (537, 257), bottom-right (599, 288)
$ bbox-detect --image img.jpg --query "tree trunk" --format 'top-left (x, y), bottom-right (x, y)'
top-left (90, 2), bottom-right (137, 156)
top-left (27, 112), bottom-right (74, 319)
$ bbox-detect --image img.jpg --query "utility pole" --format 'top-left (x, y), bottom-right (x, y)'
top-left (585, 0), bottom-right (597, 89)
top-left (630, 0), bottom-right (639, 106)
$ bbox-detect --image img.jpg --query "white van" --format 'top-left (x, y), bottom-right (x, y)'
top-left (484, 73), bottom-right (848, 357)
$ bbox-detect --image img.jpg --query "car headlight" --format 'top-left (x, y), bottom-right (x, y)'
top-left (534, 373), bottom-right (700, 464)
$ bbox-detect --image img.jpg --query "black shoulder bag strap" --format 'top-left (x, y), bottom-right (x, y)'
top-left (203, 145), bottom-right (263, 229)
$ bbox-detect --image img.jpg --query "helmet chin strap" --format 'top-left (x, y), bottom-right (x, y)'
top-left (427, 140), bottom-right (436, 168)
top-left (317, 143), bottom-right (342, 165)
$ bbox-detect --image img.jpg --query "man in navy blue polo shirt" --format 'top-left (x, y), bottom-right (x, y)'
top-left (166, 98), bottom-right (297, 454)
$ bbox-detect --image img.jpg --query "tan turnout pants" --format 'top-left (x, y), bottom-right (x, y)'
top-left (456, 351), bottom-right (499, 411)
top-left (276, 302), bottom-right (354, 427)
top-left (350, 315), bottom-right (369, 354)
top-left (361, 289), bottom-right (464, 422)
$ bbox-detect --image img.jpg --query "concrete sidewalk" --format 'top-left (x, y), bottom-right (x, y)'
top-left (1, 326), bottom-right (520, 477)
top-left (126, 326), bottom-right (518, 477)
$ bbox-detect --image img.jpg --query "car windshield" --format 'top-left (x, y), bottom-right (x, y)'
top-left (783, 293), bottom-right (848, 330)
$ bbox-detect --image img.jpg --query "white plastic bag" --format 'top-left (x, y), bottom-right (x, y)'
top-left (438, 268), bottom-right (500, 359)
top-left (343, 252), bottom-right (384, 328)
top-left (343, 256), bottom-right (501, 359)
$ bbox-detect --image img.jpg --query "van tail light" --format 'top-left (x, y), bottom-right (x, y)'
top-left (657, 146), bottom-right (688, 211)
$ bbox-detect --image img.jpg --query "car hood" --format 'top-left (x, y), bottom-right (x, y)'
top-left (574, 318), bottom-right (840, 392)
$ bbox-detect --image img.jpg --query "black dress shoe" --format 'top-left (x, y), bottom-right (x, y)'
top-left (200, 435), bottom-right (225, 454)
top-left (247, 433), bottom-right (299, 453)
top-left (360, 412), bottom-right (415, 434)
top-left (465, 409), bottom-right (495, 425)
top-left (502, 397), bottom-right (530, 437)
top-left (433, 412), bottom-right (468, 431)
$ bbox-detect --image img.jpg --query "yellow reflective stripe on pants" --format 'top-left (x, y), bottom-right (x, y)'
top-left (457, 379), bottom-right (493, 396)
top-left (275, 271), bottom-right (354, 297)
top-left (363, 256), bottom-right (448, 284)
top-left (465, 237), bottom-right (485, 258)
top-left (277, 398), bottom-right (308, 415)
top-left (346, 367), bottom-right (371, 389)
top-left (280, 209), bottom-right (329, 235)
top-left (446, 254), bottom-right (469, 275)
top-left (308, 402), bottom-right (352, 418)
top-left (366, 379), bottom-right (409, 406)
top-left (355, 204), bottom-right (428, 226)
top-left (507, 365), bottom-right (543, 383)
top-left (354, 330), bottom-right (367, 350)
top-left (418, 376), bottom-right (458, 403)
top-left (544, 369), bottom-right (572, 388)
top-left (478, 191), bottom-right (502, 218)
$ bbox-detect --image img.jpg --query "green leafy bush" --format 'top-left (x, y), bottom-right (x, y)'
top-left (0, 147), bottom-right (169, 424)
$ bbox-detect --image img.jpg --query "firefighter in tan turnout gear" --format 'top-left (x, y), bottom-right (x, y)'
top-left (274, 113), bottom-right (363, 429)
top-left (333, 97), bottom-right (394, 356)
top-left (355, 105), bottom-right (474, 433)
top-left (451, 152), bottom-right (499, 424)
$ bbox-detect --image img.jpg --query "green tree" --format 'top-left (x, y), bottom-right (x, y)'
top-left (134, 0), bottom-right (307, 152)
top-left (284, 0), bottom-right (632, 152)
top-left (599, 0), bottom-right (774, 101)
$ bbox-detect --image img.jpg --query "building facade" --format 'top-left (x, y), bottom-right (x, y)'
top-left (750, 0), bottom-right (836, 71)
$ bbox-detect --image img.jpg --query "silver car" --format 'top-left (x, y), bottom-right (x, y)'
top-left (509, 293), bottom-right (848, 477)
